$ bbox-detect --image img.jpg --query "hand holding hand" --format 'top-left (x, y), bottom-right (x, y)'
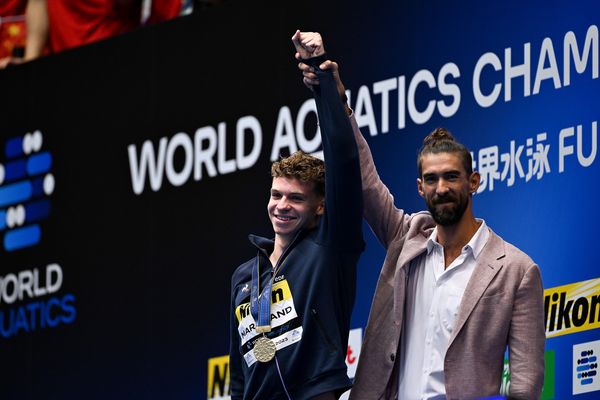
top-left (291, 30), bottom-right (325, 60)
top-left (292, 30), bottom-right (349, 113)
top-left (297, 58), bottom-right (347, 107)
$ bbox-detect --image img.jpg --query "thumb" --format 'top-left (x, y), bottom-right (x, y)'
top-left (319, 60), bottom-right (340, 73)
top-left (291, 29), bottom-right (303, 52)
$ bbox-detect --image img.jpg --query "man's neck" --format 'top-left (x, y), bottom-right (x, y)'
top-left (270, 236), bottom-right (290, 268)
top-left (436, 212), bottom-right (481, 268)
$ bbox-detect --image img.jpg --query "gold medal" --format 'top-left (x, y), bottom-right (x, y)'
top-left (253, 335), bottom-right (276, 363)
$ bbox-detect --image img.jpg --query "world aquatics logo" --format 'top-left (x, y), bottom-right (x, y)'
top-left (0, 130), bottom-right (54, 251)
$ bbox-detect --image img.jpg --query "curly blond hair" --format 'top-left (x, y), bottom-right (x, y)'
top-left (271, 151), bottom-right (325, 197)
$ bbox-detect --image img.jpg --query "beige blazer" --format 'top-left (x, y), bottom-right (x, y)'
top-left (348, 117), bottom-right (545, 400)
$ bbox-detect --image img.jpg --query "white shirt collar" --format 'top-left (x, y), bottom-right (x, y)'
top-left (426, 219), bottom-right (489, 259)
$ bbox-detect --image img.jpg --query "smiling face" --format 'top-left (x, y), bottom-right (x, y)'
top-left (267, 177), bottom-right (324, 242)
top-left (417, 152), bottom-right (480, 226)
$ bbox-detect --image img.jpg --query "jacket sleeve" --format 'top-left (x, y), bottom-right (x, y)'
top-left (229, 282), bottom-right (244, 400)
top-left (508, 263), bottom-right (545, 399)
top-left (348, 115), bottom-right (410, 250)
top-left (306, 55), bottom-right (364, 252)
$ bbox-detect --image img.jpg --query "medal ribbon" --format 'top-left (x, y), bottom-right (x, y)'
top-left (250, 230), bottom-right (302, 334)
top-left (250, 255), bottom-right (272, 332)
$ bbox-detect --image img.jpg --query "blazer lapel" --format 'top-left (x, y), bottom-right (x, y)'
top-left (396, 233), bottom-right (428, 272)
top-left (392, 232), bottom-right (428, 319)
top-left (447, 230), bottom-right (505, 348)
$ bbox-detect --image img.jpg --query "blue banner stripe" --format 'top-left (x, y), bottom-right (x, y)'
top-left (25, 199), bottom-right (51, 222)
top-left (0, 180), bottom-right (32, 208)
top-left (5, 137), bottom-right (23, 158)
top-left (5, 159), bottom-right (27, 182)
top-left (4, 224), bottom-right (41, 251)
top-left (0, 210), bottom-right (5, 230)
top-left (27, 152), bottom-right (52, 175)
top-left (31, 176), bottom-right (46, 197)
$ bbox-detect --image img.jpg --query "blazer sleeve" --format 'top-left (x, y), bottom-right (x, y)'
top-left (508, 263), bottom-right (545, 399)
top-left (349, 115), bottom-right (410, 250)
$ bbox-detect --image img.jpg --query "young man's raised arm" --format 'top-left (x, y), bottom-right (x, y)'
top-left (292, 31), bottom-right (363, 253)
top-left (294, 33), bottom-right (410, 250)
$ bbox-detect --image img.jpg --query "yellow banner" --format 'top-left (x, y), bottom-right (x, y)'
top-left (545, 278), bottom-right (600, 338)
top-left (207, 355), bottom-right (230, 400)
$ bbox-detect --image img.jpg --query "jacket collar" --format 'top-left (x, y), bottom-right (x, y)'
top-left (248, 228), bottom-right (313, 259)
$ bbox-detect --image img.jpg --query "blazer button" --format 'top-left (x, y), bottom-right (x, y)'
top-left (390, 353), bottom-right (395, 362)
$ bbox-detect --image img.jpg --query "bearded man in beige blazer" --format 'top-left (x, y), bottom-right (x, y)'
top-left (294, 32), bottom-right (545, 400)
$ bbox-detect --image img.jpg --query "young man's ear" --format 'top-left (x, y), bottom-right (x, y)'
top-left (316, 199), bottom-right (325, 216)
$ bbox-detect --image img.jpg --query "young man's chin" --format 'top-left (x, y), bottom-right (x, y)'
top-left (273, 224), bottom-right (299, 237)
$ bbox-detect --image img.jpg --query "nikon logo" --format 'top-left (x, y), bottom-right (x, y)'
top-left (544, 278), bottom-right (600, 338)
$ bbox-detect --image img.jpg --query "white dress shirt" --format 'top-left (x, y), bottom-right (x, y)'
top-left (398, 219), bottom-right (490, 400)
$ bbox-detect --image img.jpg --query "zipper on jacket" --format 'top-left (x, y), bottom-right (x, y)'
top-left (310, 308), bottom-right (336, 353)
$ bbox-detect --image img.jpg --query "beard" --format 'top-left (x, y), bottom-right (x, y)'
top-left (426, 192), bottom-right (469, 226)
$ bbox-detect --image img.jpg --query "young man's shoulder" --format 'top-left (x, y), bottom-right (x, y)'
top-left (231, 234), bottom-right (273, 284)
top-left (231, 256), bottom-right (255, 288)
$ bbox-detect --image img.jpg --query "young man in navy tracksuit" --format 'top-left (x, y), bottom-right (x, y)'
top-left (229, 31), bottom-right (364, 400)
